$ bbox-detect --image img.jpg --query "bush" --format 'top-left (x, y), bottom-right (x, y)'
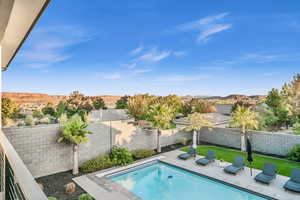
top-left (203, 103), bottom-right (217, 113)
top-left (78, 194), bottom-right (93, 200)
top-left (287, 145), bottom-right (300, 162)
top-left (92, 97), bottom-right (106, 110)
top-left (42, 103), bottom-right (56, 116)
top-left (25, 114), bottom-right (35, 126)
top-left (158, 95), bottom-right (183, 117)
top-left (80, 155), bottom-right (113, 173)
top-left (182, 99), bottom-right (215, 116)
top-left (110, 146), bottom-right (133, 166)
top-left (1, 97), bottom-right (20, 126)
top-left (32, 110), bottom-right (43, 118)
top-left (127, 94), bottom-right (157, 120)
top-left (131, 149), bottom-right (155, 160)
top-left (255, 104), bottom-right (279, 130)
top-left (115, 95), bottom-right (129, 109)
top-left (293, 123), bottom-right (300, 135)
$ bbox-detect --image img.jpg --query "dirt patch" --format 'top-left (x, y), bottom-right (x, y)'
top-left (36, 171), bottom-right (86, 200)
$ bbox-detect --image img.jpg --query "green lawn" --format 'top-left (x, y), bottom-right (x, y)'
top-left (181, 145), bottom-right (300, 177)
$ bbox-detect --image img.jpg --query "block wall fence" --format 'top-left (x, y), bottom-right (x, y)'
top-left (199, 127), bottom-right (300, 156)
top-left (3, 123), bottom-right (300, 177)
top-left (3, 121), bottom-right (191, 177)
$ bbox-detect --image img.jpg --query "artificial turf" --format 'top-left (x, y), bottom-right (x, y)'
top-left (181, 145), bottom-right (300, 177)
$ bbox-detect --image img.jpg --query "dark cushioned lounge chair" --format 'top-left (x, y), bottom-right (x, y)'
top-left (224, 156), bottom-right (244, 174)
top-left (254, 163), bottom-right (277, 184)
top-left (284, 168), bottom-right (300, 193)
top-left (178, 148), bottom-right (196, 160)
top-left (195, 150), bottom-right (215, 166)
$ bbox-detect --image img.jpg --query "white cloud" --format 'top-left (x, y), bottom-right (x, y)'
top-left (197, 24), bottom-right (231, 42)
top-left (127, 63), bottom-right (137, 69)
top-left (157, 74), bottom-right (211, 82)
top-left (135, 47), bottom-right (171, 62)
top-left (132, 69), bottom-right (152, 74)
top-left (17, 25), bottom-right (92, 69)
top-left (173, 51), bottom-right (187, 57)
top-left (130, 45), bottom-right (143, 55)
top-left (96, 72), bottom-right (121, 79)
top-left (175, 12), bottom-right (231, 43)
top-left (207, 52), bottom-right (300, 67)
top-left (240, 53), bottom-right (283, 63)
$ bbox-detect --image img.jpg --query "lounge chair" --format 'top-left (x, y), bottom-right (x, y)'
top-left (254, 163), bottom-right (277, 184)
top-left (195, 150), bottom-right (215, 166)
top-left (284, 168), bottom-right (300, 193)
top-left (224, 156), bottom-right (244, 174)
top-left (178, 148), bottom-right (196, 160)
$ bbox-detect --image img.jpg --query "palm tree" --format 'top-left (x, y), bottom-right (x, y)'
top-left (184, 113), bottom-right (213, 149)
top-left (231, 105), bottom-right (258, 152)
top-left (58, 114), bottom-right (92, 174)
top-left (146, 103), bottom-right (173, 153)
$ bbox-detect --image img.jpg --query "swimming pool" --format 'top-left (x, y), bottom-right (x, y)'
top-left (109, 161), bottom-right (271, 200)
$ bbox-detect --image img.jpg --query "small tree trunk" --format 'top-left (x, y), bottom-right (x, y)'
top-left (73, 144), bottom-right (79, 175)
top-left (241, 126), bottom-right (246, 152)
top-left (157, 129), bottom-right (161, 153)
top-left (192, 130), bottom-right (197, 149)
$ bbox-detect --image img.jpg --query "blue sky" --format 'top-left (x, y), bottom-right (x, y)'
top-left (2, 0), bottom-right (300, 96)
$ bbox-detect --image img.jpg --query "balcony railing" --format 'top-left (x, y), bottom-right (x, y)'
top-left (0, 131), bottom-right (47, 200)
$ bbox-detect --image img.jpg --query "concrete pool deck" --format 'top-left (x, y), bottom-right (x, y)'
top-left (73, 149), bottom-right (300, 200)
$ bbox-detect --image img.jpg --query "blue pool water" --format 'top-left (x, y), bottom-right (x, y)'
top-left (110, 162), bottom-right (270, 200)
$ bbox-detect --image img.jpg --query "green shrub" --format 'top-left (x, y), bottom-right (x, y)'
top-left (287, 145), bottom-right (300, 162)
top-left (1, 97), bottom-right (20, 126)
top-left (293, 123), bottom-right (300, 135)
top-left (42, 103), bottom-right (56, 116)
top-left (131, 149), bottom-right (155, 160)
top-left (78, 194), bottom-right (93, 200)
top-left (80, 155), bottom-right (113, 173)
top-left (115, 95), bottom-right (129, 109)
top-left (25, 114), bottom-right (35, 126)
top-left (48, 197), bottom-right (57, 200)
top-left (32, 110), bottom-right (43, 118)
top-left (92, 97), bottom-right (106, 110)
top-left (110, 146), bottom-right (133, 166)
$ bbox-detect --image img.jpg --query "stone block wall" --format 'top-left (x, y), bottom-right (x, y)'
top-left (199, 127), bottom-right (300, 156)
top-left (251, 131), bottom-right (300, 156)
top-left (200, 127), bottom-right (241, 149)
top-left (3, 121), bottom-right (191, 178)
top-left (4, 121), bottom-right (299, 178)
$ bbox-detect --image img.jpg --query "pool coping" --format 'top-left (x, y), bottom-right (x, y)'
top-left (95, 155), bottom-right (165, 178)
top-left (103, 159), bottom-right (276, 200)
top-left (74, 150), bottom-right (299, 200)
top-left (159, 160), bottom-right (276, 200)
top-left (73, 155), bottom-right (165, 200)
